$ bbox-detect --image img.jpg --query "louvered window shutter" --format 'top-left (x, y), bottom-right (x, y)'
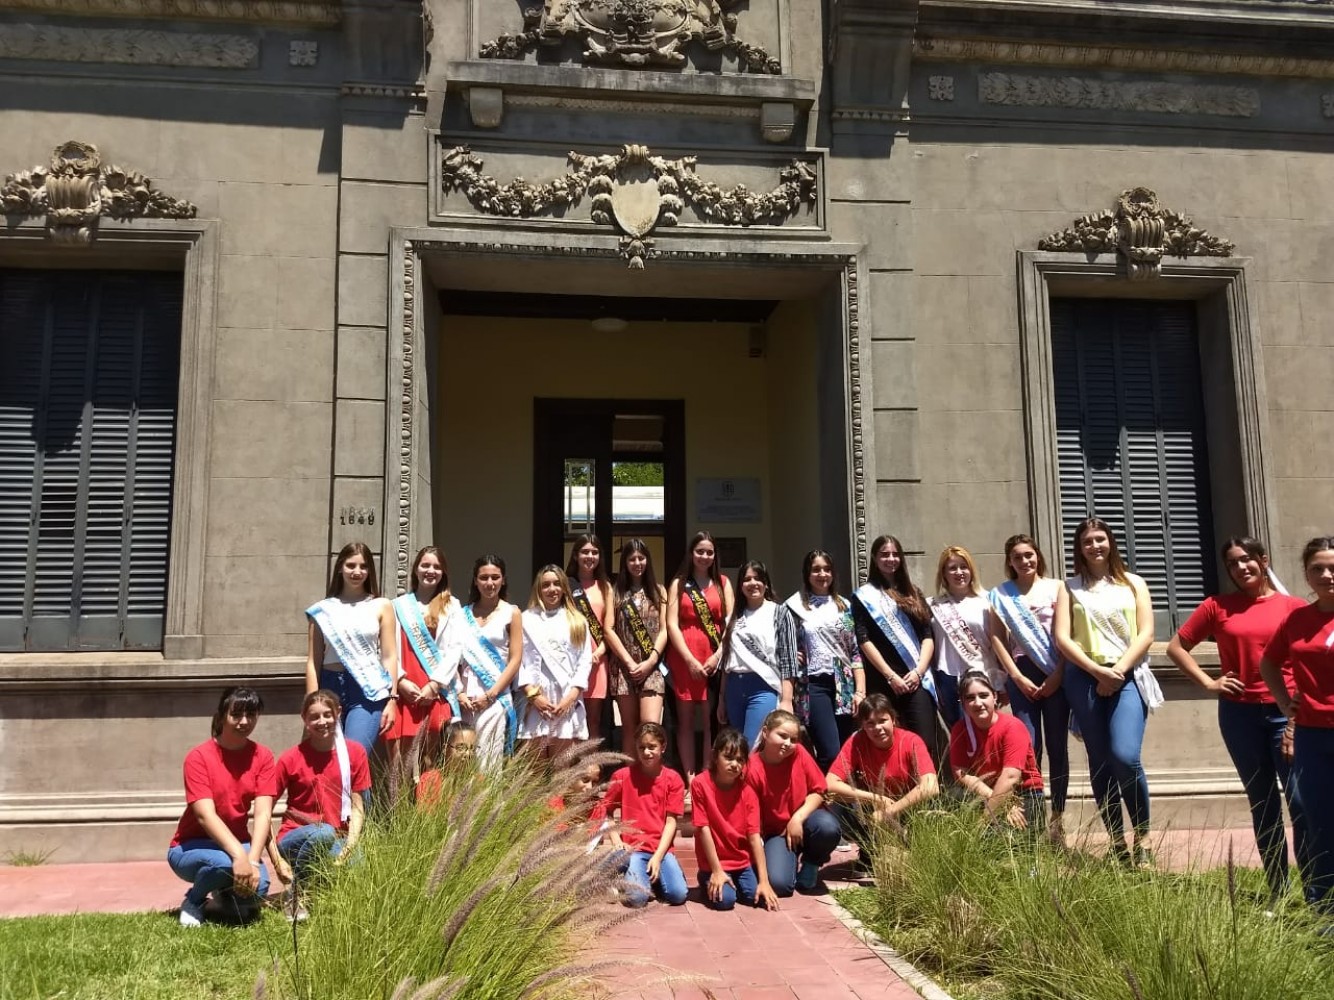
top-left (0, 270), bottom-right (181, 651)
top-left (1051, 299), bottom-right (1216, 634)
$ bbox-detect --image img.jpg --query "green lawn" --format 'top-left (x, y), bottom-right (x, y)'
top-left (0, 910), bottom-right (291, 1000)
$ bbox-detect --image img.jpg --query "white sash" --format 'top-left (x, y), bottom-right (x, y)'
top-left (987, 580), bottom-right (1058, 675)
top-left (392, 593), bottom-right (462, 717)
top-left (460, 605), bottom-right (518, 753)
top-left (521, 610), bottom-right (579, 689)
top-left (853, 584), bottom-right (937, 701)
top-left (1066, 576), bottom-right (1164, 713)
top-left (306, 597), bottom-right (391, 701)
top-left (784, 594), bottom-right (848, 672)
top-left (929, 596), bottom-right (986, 670)
top-left (334, 724), bottom-right (352, 823)
top-left (726, 602), bottom-right (783, 694)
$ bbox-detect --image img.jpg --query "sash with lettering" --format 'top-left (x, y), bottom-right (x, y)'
top-left (928, 596), bottom-right (987, 673)
top-left (460, 605), bottom-right (519, 753)
top-left (683, 577), bottom-right (723, 649)
top-left (1065, 575), bottom-right (1164, 713)
top-left (724, 602), bottom-right (783, 694)
top-left (784, 594), bottom-right (859, 718)
top-left (521, 611), bottom-right (581, 691)
top-left (306, 597), bottom-right (392, 701)
top-left (569, 582), bottom-right (606, 649)
top-left (853, 584), bottom-right (938, 703)
top-left (619, 590), bottom-right (665, 677)
top-left (392, 593), bottom-right (462, 718)
top-left (987, 581), bottom-right (1058, 676)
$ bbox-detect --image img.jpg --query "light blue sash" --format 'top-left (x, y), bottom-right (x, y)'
top-left (392, 594), bottom-right (462, 717)
top-left (853, 584), bottom-right (937, 703)
top-left (987, 581), bottom-right (1058, 676)
top-left (461, 605), bottom-right (518, 754)
top-left (306, 598), bottom-right (391, 701)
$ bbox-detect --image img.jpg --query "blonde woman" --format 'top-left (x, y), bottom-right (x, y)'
top-left (928, 545), bottom-right (1001, 728)
top-left (518, 565), bottom-right (594, 764)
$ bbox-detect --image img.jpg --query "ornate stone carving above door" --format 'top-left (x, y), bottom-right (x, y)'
top-left (1037, 187), bottom-right (1234, 281)
top-left (439, 143), bottom-right (817, 267)
top-left (1, 141), bottom-right (197, 245)
top-left (480, 0), bottom-right (779, 74)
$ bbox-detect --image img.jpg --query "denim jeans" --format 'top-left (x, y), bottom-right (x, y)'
top-left (934, 672), bottom-right (963, 730)
top-left (619, 849), bottom-right (688, 907)
top-left (1006, 656), bottom-right (1071, 813)
top-left (278, 823), bottom-right (349, 885)
top-left (319, 668), bottom-right (388, 756)
top-left (763, 807), bottom-right (842, 896)
top-left (724, 670), bottom-right (779, 748)
top-left (804, 674), bottom-right (844, 773)
top-left (1064, 665), bottom-right (1149, 840)
top-left (1293, 726), bottom-right (1334, 913)
top-left (698, 865), bottom-right (758, 910)
top-left (167, 838), bottom-right (270, 907)
top-left (1218, 699), bottom-right (1308, 898)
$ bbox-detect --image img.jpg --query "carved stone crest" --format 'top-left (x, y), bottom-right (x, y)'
top-left (480, 0), bottom-right (779, 74)
top-left (2, 141), bottom-right (197, 244)
top-left (1037, 187), bottom-right (1234, 280)
top-left (440, 143), bottom-right (817, 268)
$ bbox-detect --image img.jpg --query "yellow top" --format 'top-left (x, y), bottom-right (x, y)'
top-left (1067, 576), bottom-right (1139, 666)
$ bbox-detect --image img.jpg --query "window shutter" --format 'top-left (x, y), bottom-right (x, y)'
top-left (1051, 299), bottom-right (1215, 634)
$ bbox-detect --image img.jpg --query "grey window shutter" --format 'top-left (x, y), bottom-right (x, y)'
top-left (1051, 299), bottom-right (1216, 634)
top-left (0, 270), bottom-right (181, 651)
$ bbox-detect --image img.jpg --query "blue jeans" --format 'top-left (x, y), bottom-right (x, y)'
top-left (764, 807), bottom-right (842, 896)
top-left (1006, 657), bottom-right (1071, 813)
top-left (804, 674), bottom-right (844, 773)
top-left (1293, 726), bottom-right (1334, 913)
top-left (724, 671), bottom-right (779, 748)
top-left (278, 823), bottom-right (348, 885)
top-left (698, 866), bottom-right (758, 910)
top-left (320, 668), bottom-right (389, 756)
top-left (1218, 699), bottom-right (1308, 898)
top-left (619, 850), bottom-right (688, 907)
top-left (1064, 666), bottom-right (1150, 841)
top-left (167, 839), bottom-right (270, 907)
top-left (934, 672), bottom-right (963, 729)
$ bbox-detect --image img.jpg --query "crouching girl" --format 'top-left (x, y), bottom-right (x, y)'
top-left (692, 728), bottom-right (780, 910)
top-left (950, 672), bottom-right (1046, 833)
top-left (600, 721), bottom-right (688, 907)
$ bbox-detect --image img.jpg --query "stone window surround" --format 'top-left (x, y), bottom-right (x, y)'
top-left (383, 226), bottom-right (870, 590)
top-left (0, 219), bottom-right (217, 665)
top-left (1016, 251), bottom-right (1275, 578)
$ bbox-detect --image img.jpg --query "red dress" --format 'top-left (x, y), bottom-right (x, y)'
top-left (384, 609), bottom-right (453, 742)
top-left (668, 581), bottom-right (724, 702)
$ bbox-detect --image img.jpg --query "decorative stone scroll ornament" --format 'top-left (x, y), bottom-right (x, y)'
top-left (440, 144), bottom-right (817, 268)
top-left (1037, 187), bottom-right (1235, 281)
top-left (480, 0), bottom-right (780, 74)
top-left (1, 141), bottom-right (197, 245)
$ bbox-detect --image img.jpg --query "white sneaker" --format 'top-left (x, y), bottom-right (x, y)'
top-left (283, 885), bottom-right (309, 923)
top-left (179, 898), bottom-right (205, 927)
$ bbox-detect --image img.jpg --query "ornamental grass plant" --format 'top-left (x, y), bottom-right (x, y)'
top-left (854, 806), bottom-right (1334, 1000)
top-left (258, 741), bottom-right (633, 1000)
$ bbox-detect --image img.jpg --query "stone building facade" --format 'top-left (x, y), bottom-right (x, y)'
top-left (1, 0), bottom-right (1331, 860)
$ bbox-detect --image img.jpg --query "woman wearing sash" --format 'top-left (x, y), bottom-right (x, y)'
top-left (717, 561), bottom-right (799, 747)
top-left (386, 546), bottom-right (464, 775)
top-left (518, 566), bottom-right (594, 764)
top-left (457, 555), bottom-right (524, 772)
top-left (305, 542), bottom-right (398, 756)
top-left (565, 534), bottom-right (613, 745)
top-left (851, 535), bottom-right (948, 767)
top-left (987, 534), bottom-right (1070, 844)
top-left (667, 531), bottom-right (736, 779)
top-left (928, 545), bottom-right (1001, 729)
top-left (605, 539), bottom-right (669, 757)
top-left (1053, 517), bottom-right (1158, 865)
top-left (784, 550), bottom-right (864, 772)
top-left (1170, 535), bottom-right (1308, 903)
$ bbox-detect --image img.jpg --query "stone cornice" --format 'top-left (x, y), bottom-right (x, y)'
top-left (914, 35), bottom-right (1334, 81)
top-left (0, 0), bottom-right (341, 26)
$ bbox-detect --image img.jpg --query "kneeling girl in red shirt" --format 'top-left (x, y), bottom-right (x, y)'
top-left (692, 728), bottom-right (780, 910)
top-left (600, 721), bottom-right (688, 907)
top-left (950, 671), bottom-right (1046, 832)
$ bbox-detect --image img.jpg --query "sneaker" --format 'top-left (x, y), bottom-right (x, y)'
top-left (1132, 845), bottom-right (1155, 871)
top-left (835, 839), bottom-right (854, 853)
top-left (178, 898), bottom-right (205, 928)
top-left (283, 886), bottom-right (309, 923)
top-left (796, 861), bottom-right (821, 891)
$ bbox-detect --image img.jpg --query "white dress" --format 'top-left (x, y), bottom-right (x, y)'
top-left (459, 600), bottom-right (517, 771)
top-left (518, 607), bottom-right (594, 740)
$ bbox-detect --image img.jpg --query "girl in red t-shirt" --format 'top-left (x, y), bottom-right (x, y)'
top-left (1261, 535), bottom-right (1334, 915)
top-left (950, 672), bottom-right (1045, 832)
top-left (1168, 535), bottom-right (1309, 902)
top-left (601, 721), bottom-right (689, 907)
top-left (691, 728), bottom-right (779, 911)
top-left (270, 690), bottom-right (372, 919)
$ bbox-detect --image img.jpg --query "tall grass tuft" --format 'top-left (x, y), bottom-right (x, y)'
top-left (860, 808), bottom-right (1334, 1000)
top-left (261, 743), bottom-right (624, 1000)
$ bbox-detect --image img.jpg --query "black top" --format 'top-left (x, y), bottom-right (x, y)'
top-left (852, 587), bottom-right (932, 676)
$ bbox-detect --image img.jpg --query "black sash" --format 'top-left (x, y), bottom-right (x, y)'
top-left (619, 592), bottom-right (655, 660)
top-left (570, 583), bottom-right (605, 647)
top-left (683, 578), bottom-right (721, 650)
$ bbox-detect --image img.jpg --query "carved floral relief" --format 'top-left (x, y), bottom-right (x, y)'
top-left (1038, 187), bottom-right (1234, 280)
top-left (480, 0), bottom-right (779, 74)
top-left (440, 143), bottom-right (817, 268)
top-left (2, 141), bottom-right (197, 244)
